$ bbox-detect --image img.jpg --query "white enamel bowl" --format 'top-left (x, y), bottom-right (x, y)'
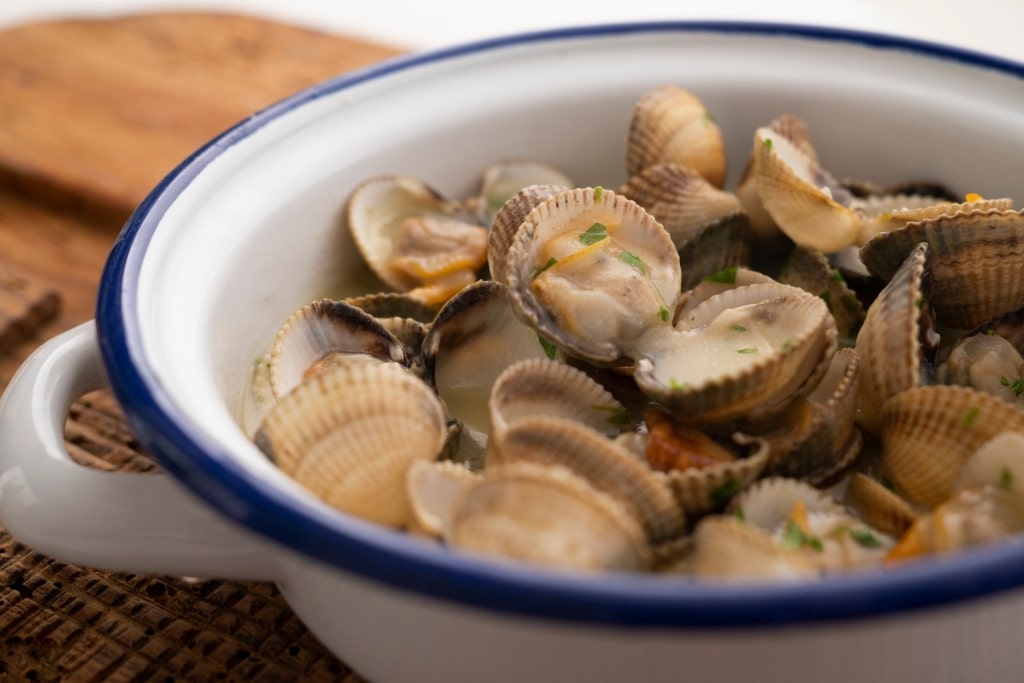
top-left (3, 23), bottom-right (1024, 683)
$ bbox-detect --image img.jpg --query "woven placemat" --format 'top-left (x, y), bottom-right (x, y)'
top-left (0, 390), bottom-right (363, 682)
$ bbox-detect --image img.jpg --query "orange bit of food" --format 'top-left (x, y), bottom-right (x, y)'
top-left (965, 192), bottom-right (983, 202)
top-left (644, 408), bottom-right (736, 472)
top-left (785, 499), bottom-right (811, 535)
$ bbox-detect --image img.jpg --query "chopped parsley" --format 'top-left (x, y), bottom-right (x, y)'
top-left (658, 306), bottom-right (670, 322)
top-left (669, 378), bottom-right (688, 391)
top-left (710, 478), bottom-right (743, 507)
top-left (579, 222), bottom-right (609, 245)
top-left (736, 347), bottom-right (759, 354)
top-left (1001, 376), bottom-right (1024, 396)
top-left (729, 324), bottom-right (747, 333)
top-left (537, 334), bottom-right (558, 360)
top-left (763, 137), bottom-right (774, 150)
top-left (782, 521), bottom-right (823, 552)
top-left (849, 528), bottom-right (882, 549)
top-left (704, 266), bottom-right (738, 284)
top-left (703, 110), bottom-right (715, 126)
top-left (962, 405), bottom-right (981, 428)
top-left (591, 404), bottom-right (631, 426)
top-left (829, 268), bottom-right (845, 282)
top-left (734, 506), bottom-right (746, 522)
top-left (593, 186), bottom-right (604, 202)
top-left (1000, 468), bottom-right (1014, 490)
top-left (532, 257), bottom-right (557, 279)
top-left (619, 250), bottom-right (645, 273)
top-left (914, 296), bottom-right (924, 309)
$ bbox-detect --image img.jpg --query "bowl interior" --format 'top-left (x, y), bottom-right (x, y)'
top-left (105, 24), bottom-right (1024, 623)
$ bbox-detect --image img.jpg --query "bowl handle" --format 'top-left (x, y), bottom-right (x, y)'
top-left (0, 321), bottom-right (280, 582)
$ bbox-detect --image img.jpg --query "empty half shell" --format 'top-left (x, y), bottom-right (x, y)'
top-left (468, 160), bottom-right (573, 228)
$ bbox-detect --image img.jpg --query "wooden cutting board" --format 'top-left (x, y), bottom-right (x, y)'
top-left (0, 12), bottom-right (401, 681)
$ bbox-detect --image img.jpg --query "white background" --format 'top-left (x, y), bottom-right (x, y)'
top-left (0, 0), bottom-right (1022, 63)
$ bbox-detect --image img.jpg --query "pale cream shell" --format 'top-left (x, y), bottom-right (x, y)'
top-left (470, 160), bottom-right (573, 228)
top-left (844, 472), bottom-right (920, 538)
top-left (487, 183), bottom-right (568, 286)
top-left (255, 361), bottom-right (448, 528)
top-left (445, 462), bottom-right (652, 572)
top-left (690, 516), bottom-right (819, 581)
top-left (405, 459), bottom-right (479, 539)
top-left (881, 385), bottom-right (1024, 508)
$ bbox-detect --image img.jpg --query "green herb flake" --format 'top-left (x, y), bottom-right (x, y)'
top-left (987, 328), bottom-right (997, 336)
top-left (849, 528), bottom-right (882, 549)
top-left (962, 405), bottom-right (981, 428)
top-left (782, 521), bottom-right (824, 552)
top-left (579, 222), bottom-right (609, 245)
top-left (1000, 467), bottom-right (1014, 490)
top-left (729, 324), bottom-right (747, 333)
top-left (735, 506), bottom-right (746, 522)
top-left (619, 250), bottom-right (646, 273)
top-left (532, 256), bottom-right (557, 279)
top-left (819, 291), bottom-right (832, 307)
top-left (829, 267), bottom-right (845, 282)
top-left (737, 347), bottom-right (759, 355)
top-left (591, 404), bottom-right (631, 426)
top-left (658, 306), bottom-right (670, 322)
top-left (669, 378), bottom-right (689, 391)
top-left (763, 137), bottom-right (774, 150)
top-left (782, 338), bottom-right (795, 350)
top-left (593, 186), bottom-right (604, 202)
top-left (703, 110), bottom-right (716, 126)
top-left (1001, 375), bottom-right (1024, 396)
top-left (914, 296), bottom-right (924, 310)
top-left (704, 266), bottom-right (738, 284)
top-left (537, 334), bottom-right (558, 360)
top-left (710, 478), bottom-right (743, 507)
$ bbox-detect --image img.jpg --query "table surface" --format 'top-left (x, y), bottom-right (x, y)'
top-left (1, 0), bottom-right (1024, 60)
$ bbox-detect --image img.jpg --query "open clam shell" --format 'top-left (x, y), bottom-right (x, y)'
top-left (504, 187), bottom-right (682, 365)
top-left (727, 476), bottom-right (846, 530)
top-left (844, 472), bottom-right (920, 538)
top-left (859, 207), bottom-right (1024, 330)
top-left (423, 280), bottom-right (555, 469)
top-left (777, 246), bottom-right (866, 341)
top-left (347, 175), bottom-right (487, 306)
top-left (405, 459), bottom-right (479, 539)
top-left (881, 385), bottom-right (1024, 508)
top-left (635, 282), bottom-right (837, 427)
top-left (690, 516), bottom-right (819, 581)
top-left (468, 160), bottom-right (573, 228)
top-left (255, 361), bottom-right (449, 528)
top-left (855, 242), bottom-right (935, 435)
top-left (488, 414), bottom-right (685, 543)
top-left (487, 183), bottom-right (569, 285)
top-left (269, 298), bottom-right (407, 400)
top-left (446, 462), bottom-right (653, 572)
top-left (625, 85), bottom-right (727, 187)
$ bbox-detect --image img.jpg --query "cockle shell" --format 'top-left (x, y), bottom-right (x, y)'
top-left (859, 207), bottom-right (1024, 330)
top-left (844, 472), bottom-right (920, 538)
top-left (690, 516), bottom-right (819, 581)
top-left (625, 85), bottom-right (727, 187)
top-left (269, 298), bottom-right (407, 399)
top-left (881, 385), bottom-right (1024, 508)
top-left (488, 183), bottom-right (569, 285)
top-left (488, 414), bottom-right (685, 543)
top-left (855, 242), bottom-right (935, 435)
top-left (504, 187), bottom-right (682, 365)
top-left (405, 459), bottom-right (479, 538)
top-left (445, 462), bottom-right (652, 572)
top-left (488, 357), bottom-right (629, 448)
top-left (777, 246), bottom-right (866, 341)
top-left (254, 361), bottom-right (449, 528)
top-left (469, 160), bottom-right (573, 228)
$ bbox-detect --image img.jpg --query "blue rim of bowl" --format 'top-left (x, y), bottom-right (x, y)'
top-left (97, 21), bottom-right (1024, 628)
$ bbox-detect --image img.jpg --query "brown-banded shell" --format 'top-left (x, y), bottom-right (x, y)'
top-left (487, 357), bottom-right (629, 449)
top-left (423, 280), bottom-right (556, 470)
top-left (488, 183), bottom-right (569, 286)
top-left (859, 207), bottom-right (1024, 330)
top-left (634, 283), bottom-right (837, 427)
top-left (445, 462), bottom-right (652, 572)
top-left (468, 160), bottom-right (573, 228)
top-left (504, 187), bottom-right (682, 365)
top-left (254, 361), bottom-right (448, 528)
top-left (488, 414), bottom-right (685, 543)
top-left (653, 433), bottom-right (771, 515)
top-left (625, 85), bottom-right (727, 188)
top-left (777, 246), bottom-right (866, 341)
top-left (344, 292), bottom-right (435, 374)
top-left (857, 195), bottom-right (1013, 246)
top-left (346, 175), bottom-right (487, 306)
top-left (405, 459), bottom-right (479, 538)
top-left (675, 266), bottom-right (777, 320)
top-left (854, 242), bottom-right (935, 435)
top-left (844, 472), bottom-right (920, 538)
top-left (269, 298), bottom-right (407, 400)
top-left (881, 385), bottom-right (1024, 508)
top-left (758, 347), bottom-right (861, 483)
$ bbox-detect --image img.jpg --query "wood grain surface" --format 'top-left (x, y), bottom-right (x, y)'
top-left (0, 11), bottom-right (401, 681)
